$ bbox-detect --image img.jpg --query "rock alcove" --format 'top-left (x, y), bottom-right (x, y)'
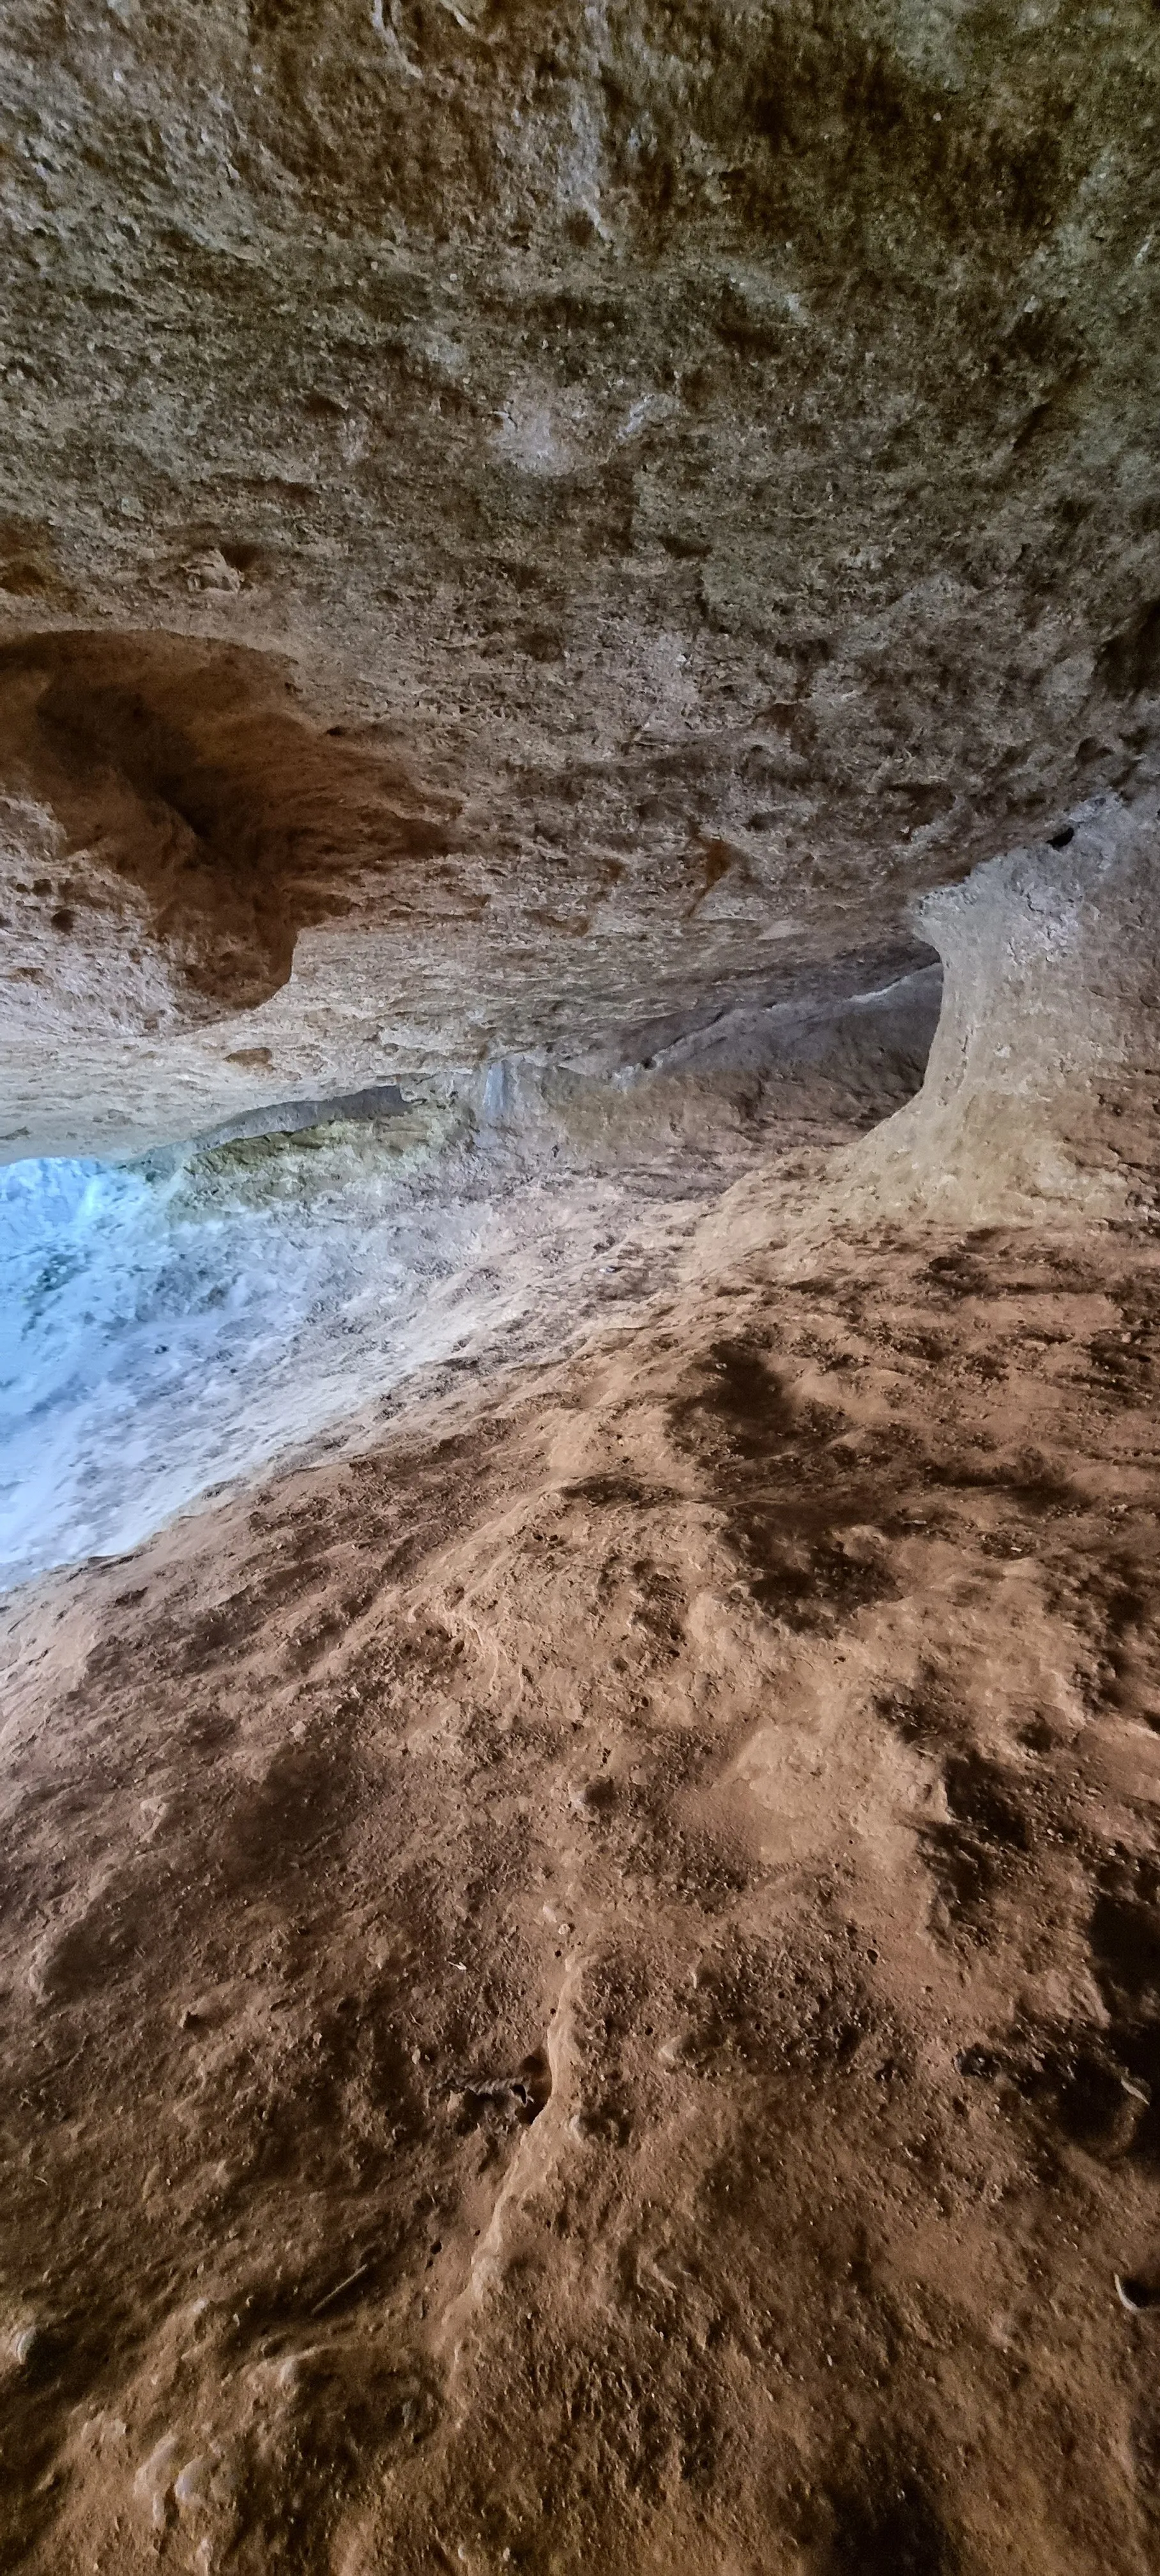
top-left (0, 627), bottom-right (454, 1033)
top-left (3, 4), bottom-right (1160, 2572)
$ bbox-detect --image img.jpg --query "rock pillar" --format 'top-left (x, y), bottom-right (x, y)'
top-left (850, 796), bottom-right (1160, 1223)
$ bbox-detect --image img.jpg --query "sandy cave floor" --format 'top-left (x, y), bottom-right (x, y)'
top-left (1, 1193), bottom-right (1160, 2573)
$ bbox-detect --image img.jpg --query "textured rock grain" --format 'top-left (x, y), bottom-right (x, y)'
top-left (3, 1), bottom-right (1160, 1146)
top-left (839, 791), bottom-right (1160, 1221)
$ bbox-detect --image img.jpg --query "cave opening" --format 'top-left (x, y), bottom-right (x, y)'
top-left (0, 944), bottom-right (941, 1590)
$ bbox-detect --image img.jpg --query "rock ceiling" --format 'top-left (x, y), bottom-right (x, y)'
top-left (3, 0), bottom-right (1160, 1153)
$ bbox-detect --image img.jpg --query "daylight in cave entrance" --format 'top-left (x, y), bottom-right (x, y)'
top-left (3, 5), bottom-right (1160, 2571)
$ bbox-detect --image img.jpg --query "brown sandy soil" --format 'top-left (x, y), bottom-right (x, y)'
top-left (2, 1209), bottom-right (1160, 2573)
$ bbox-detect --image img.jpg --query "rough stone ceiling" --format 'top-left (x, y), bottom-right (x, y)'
top-left (3, 1), bottom-right (1160, 1153)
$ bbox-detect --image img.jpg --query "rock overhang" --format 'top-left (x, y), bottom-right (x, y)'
top-left (1, 0), bottom-right (1159, 1158)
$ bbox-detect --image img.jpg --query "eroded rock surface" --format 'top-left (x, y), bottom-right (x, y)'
top-left (3, 1), bottom-right (1160, 1149)
top-left (2, 5), bottom-right (1160, 2572)
top-left (854, 792), bottom-right (1160, 1222)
